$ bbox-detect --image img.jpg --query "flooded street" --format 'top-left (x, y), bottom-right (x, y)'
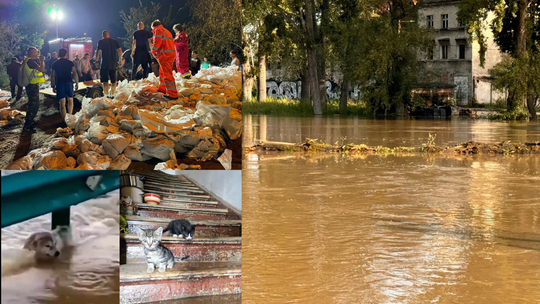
top-left (242, 116), bottom-right (540, 304)
top-left (1, 188), bottom-right (120, 304)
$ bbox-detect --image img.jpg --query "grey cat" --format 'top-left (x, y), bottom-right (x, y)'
top-left (134, 227), bottom-right (189, 273)
top-left (163, 219), bottom-right (196, 240)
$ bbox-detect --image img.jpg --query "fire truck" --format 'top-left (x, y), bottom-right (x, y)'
top-left (48, 37), bottom-right (93, 60)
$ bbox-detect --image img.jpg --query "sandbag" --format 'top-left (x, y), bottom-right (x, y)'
top-left (102, 133), bottom-right (132, 158)
top-left (33, 150), bottom-right (68, 170)
top-left (87, 123), bottom-right (109, 144)
top-left (186, 137), bottom-right (220, 161)
top-left (77, 152), bottom-right (111, 170)
top-left (7, 156), bottom-right (33, 170)
top-left (217, 149), bottom-right (232, 170)
top-left (141, 135), bottom-right (175, 161)
top-left (109, 154), bottom-right (132, 170)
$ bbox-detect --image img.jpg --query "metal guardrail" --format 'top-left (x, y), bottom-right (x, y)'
top-left (1, 171), bottom-right (119, 228)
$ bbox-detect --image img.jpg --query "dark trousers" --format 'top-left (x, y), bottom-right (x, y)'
top-left (10, 78), bottom-right (23, 101)
top-left (132, 53), bottom-right (151, 80)
top-left (81, 71), bottom-right (93, 81)
top-left (24, 83), bottom-right (40, 127)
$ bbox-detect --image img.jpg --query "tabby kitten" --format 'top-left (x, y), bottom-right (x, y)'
top-left (134, 227), bottom-right (188, 273)
top-left (163, 219), bottom-right (196, 240)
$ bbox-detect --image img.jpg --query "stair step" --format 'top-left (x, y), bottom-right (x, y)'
top-left (144, 181), bottom-right (204, 192)
top-left (143, 189), bottom-right (212, 200)
top-left (124, 215), bottom-right (241, 237)
top-left (145, 177), bottom-right (194, 186)
top-left (136, 204), bottom-right (230, 221)
top-left (122, 234), bottom-right (241, 263)
top-left (151, 294), bottom-right (241, 304)
top-left (120, 262), bottom-right (241, 303)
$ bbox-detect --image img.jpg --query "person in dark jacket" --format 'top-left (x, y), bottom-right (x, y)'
top-left (189, 51), bottom-right (201, 76)
top-left (6, 58), bottom-right (23, 102)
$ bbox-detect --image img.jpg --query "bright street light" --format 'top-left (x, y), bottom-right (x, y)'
top-left (48, 7), bottom-right (62, 38)
top-left (57, 11), bottom-right (63, 20)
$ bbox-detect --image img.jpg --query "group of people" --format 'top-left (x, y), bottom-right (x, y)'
top-left (6, 19), bottom-right (242, 132)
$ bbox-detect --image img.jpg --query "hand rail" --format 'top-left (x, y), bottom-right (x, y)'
top-left (1, 171), bottom-right (119, 228)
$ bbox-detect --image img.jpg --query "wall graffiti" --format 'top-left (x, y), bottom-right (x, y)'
top-left (266, 79), bottom-right (360, 100)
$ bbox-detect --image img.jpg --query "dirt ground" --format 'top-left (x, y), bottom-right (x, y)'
top-left (0, 94), bottom-right (241, 170)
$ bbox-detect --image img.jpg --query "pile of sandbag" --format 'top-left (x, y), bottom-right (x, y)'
top-left (8, 66), bottom-right (242, 170)
top-left (0, 92), bottom-right (26, 127)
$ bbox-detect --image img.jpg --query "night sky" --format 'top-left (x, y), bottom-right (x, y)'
top-left (3, 0), bottom-right (191, 52)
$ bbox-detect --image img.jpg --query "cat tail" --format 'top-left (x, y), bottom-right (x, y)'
top-left (175, 255), bottom-right (190, 261)
top-left (163, 222), bottom-right (171, 233)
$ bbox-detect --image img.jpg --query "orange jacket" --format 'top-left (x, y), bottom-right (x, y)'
top-left (152, 25), bottom-right (175, 58)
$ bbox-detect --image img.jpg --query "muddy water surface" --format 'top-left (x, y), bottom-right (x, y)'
top-left (1, 181), bottom-right (119, 304)
top-left (243, 116), bottom-right (540, 304)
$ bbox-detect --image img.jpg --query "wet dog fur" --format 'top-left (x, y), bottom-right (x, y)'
top-left (23, 226), bottom-right (72, 261)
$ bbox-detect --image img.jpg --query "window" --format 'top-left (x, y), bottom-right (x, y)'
top-left (458, 19), bottom-right (464, 28)
top-left (427, 15), bottom-right (434, 28)
top-left (441, 45), bottom-right (448, 59)
top-left (456, 40), bottom-right (467, 59)
top-left (441, 14), bottom-right (448, 29)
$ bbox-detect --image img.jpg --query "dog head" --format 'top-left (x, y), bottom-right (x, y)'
top-left (23, 232), bottom-right (60, 258)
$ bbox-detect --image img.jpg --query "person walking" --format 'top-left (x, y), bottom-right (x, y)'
top-left (6, 58), bottom-right (23, 103)
top-left (79, 52), bottom-right (93, 81)
top-left (22, 47), bottom-right (46, 131)
top-left (131, 22), bottom-right (153, 80)
top-left (189, 51), bottom-right (201, 76)
top-left (95, 30), bottom-right (122, 98)
top-left (51, 48), bottom-right (78, 124)
top-left (151, 20), bottom-right (178, 99)
top-left (172, 24), bottom-right (190, 79)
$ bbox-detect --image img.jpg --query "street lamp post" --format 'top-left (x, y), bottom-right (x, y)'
top-left (49, 7), bottom-right (63, 39)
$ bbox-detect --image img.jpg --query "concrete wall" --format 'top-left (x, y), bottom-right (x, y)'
top-left (163, 170), bottom-right (242, 212)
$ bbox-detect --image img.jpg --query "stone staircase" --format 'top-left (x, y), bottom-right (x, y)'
top-left (120, 171), bottom-right (241, 303)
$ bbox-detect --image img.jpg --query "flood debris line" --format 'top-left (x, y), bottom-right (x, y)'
top-left (7, 67), bottom-right (242, 170)
top-left (246, 139), bottom-right (540, 155)
top-left (0, 90), bottom-right (26, 127)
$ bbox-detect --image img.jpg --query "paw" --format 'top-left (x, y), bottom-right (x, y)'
top-left (158, 265), bottom-right (166, 272)
top-left (172, 234), bottom-right (178, 237)
top-left (146, 267), bottom-right (154, 273)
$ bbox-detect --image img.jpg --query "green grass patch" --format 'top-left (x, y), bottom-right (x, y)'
top-left (243, 98), bottom-right (370, 116)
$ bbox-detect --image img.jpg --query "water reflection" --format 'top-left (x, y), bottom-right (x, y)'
top-left (245, 115), bottom-right (540, 147)
top-left (242, 152), bottom-right (540, 304)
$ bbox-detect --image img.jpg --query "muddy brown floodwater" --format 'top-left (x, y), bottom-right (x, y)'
top-left (242, 115), bottom-right (540, 304)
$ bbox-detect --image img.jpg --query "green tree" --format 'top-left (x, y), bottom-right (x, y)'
top-left (120, 1), bottom-right (180, 50)
top-left (187, 0), bottom-right (241, 65)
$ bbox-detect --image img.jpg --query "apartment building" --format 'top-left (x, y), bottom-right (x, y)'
top-left (419, 0), bottom-right (505, 105)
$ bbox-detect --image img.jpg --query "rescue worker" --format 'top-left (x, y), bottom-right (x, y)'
top-left (173, 23), bottom-right (190, 78)
top-left (151, 20), bottom-right (178, 99)
top-left (23, 47), bottom-right (46, 131)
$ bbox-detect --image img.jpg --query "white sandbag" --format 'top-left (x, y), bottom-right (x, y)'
top-left (7, 156), bottom-right (33, 170)
top-left (194, 101), bottom-right (231, 127)
top-left (186, 137), bottom-right (220, 161)
top-left (33, 150), bottom-right (68, 170)
top-left (102, 133), bottom-right (132, 158)
top-left (217, 149), bottom-right (232, 170)
top-left (223, 116), bottom-right (242, 140)
top-left (109, 154), bottom-right (132, 170)
top-left (154, 159), bottom-right (177, 170)
top-left (87, 123), bottom-right (109, 144)
top-left (75, 162), bottom-right (102, 170)
top-left (77, 152), bottom-right (111, 170)
top-left (49, 138), bottom-right (69, 150)
top-left (120, 105), bottom-right (140, 119)
top-left (179, 87), bottom-right (194, 97)
top-left (141, 135), bottom-right (175, 161)
top-left (169, 131), bottom-right (203, 153)
top-left (79, 139), bottom-right (103, 153)
top-left (138, 109), bottom-right (196, 134)
top-left (124, 146), bottom-right (144, 161)
top-left (119, 119), bottom-right (143, 133)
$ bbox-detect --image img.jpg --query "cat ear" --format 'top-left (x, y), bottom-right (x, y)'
top-left (134, 227), bottom-right (145, 240)
top-left (154, 227), bottom-right (163, 239)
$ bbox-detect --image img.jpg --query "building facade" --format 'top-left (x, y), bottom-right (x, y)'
top-left (419, 0), bottom-right (505, 105)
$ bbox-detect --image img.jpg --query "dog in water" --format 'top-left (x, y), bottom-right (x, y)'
top-left (23, 226), bottom-right (72, 261)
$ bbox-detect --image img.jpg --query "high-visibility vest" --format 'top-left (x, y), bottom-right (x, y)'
top-left (152, 25), bottom-right (176, 58)
top-left (24, 59), bottom-right (45, 84)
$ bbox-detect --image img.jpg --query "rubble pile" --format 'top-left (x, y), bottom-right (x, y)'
top-left (0, 90), bottom-right (26, 127)
top-left (8, 66), bottom-right (242, 170)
